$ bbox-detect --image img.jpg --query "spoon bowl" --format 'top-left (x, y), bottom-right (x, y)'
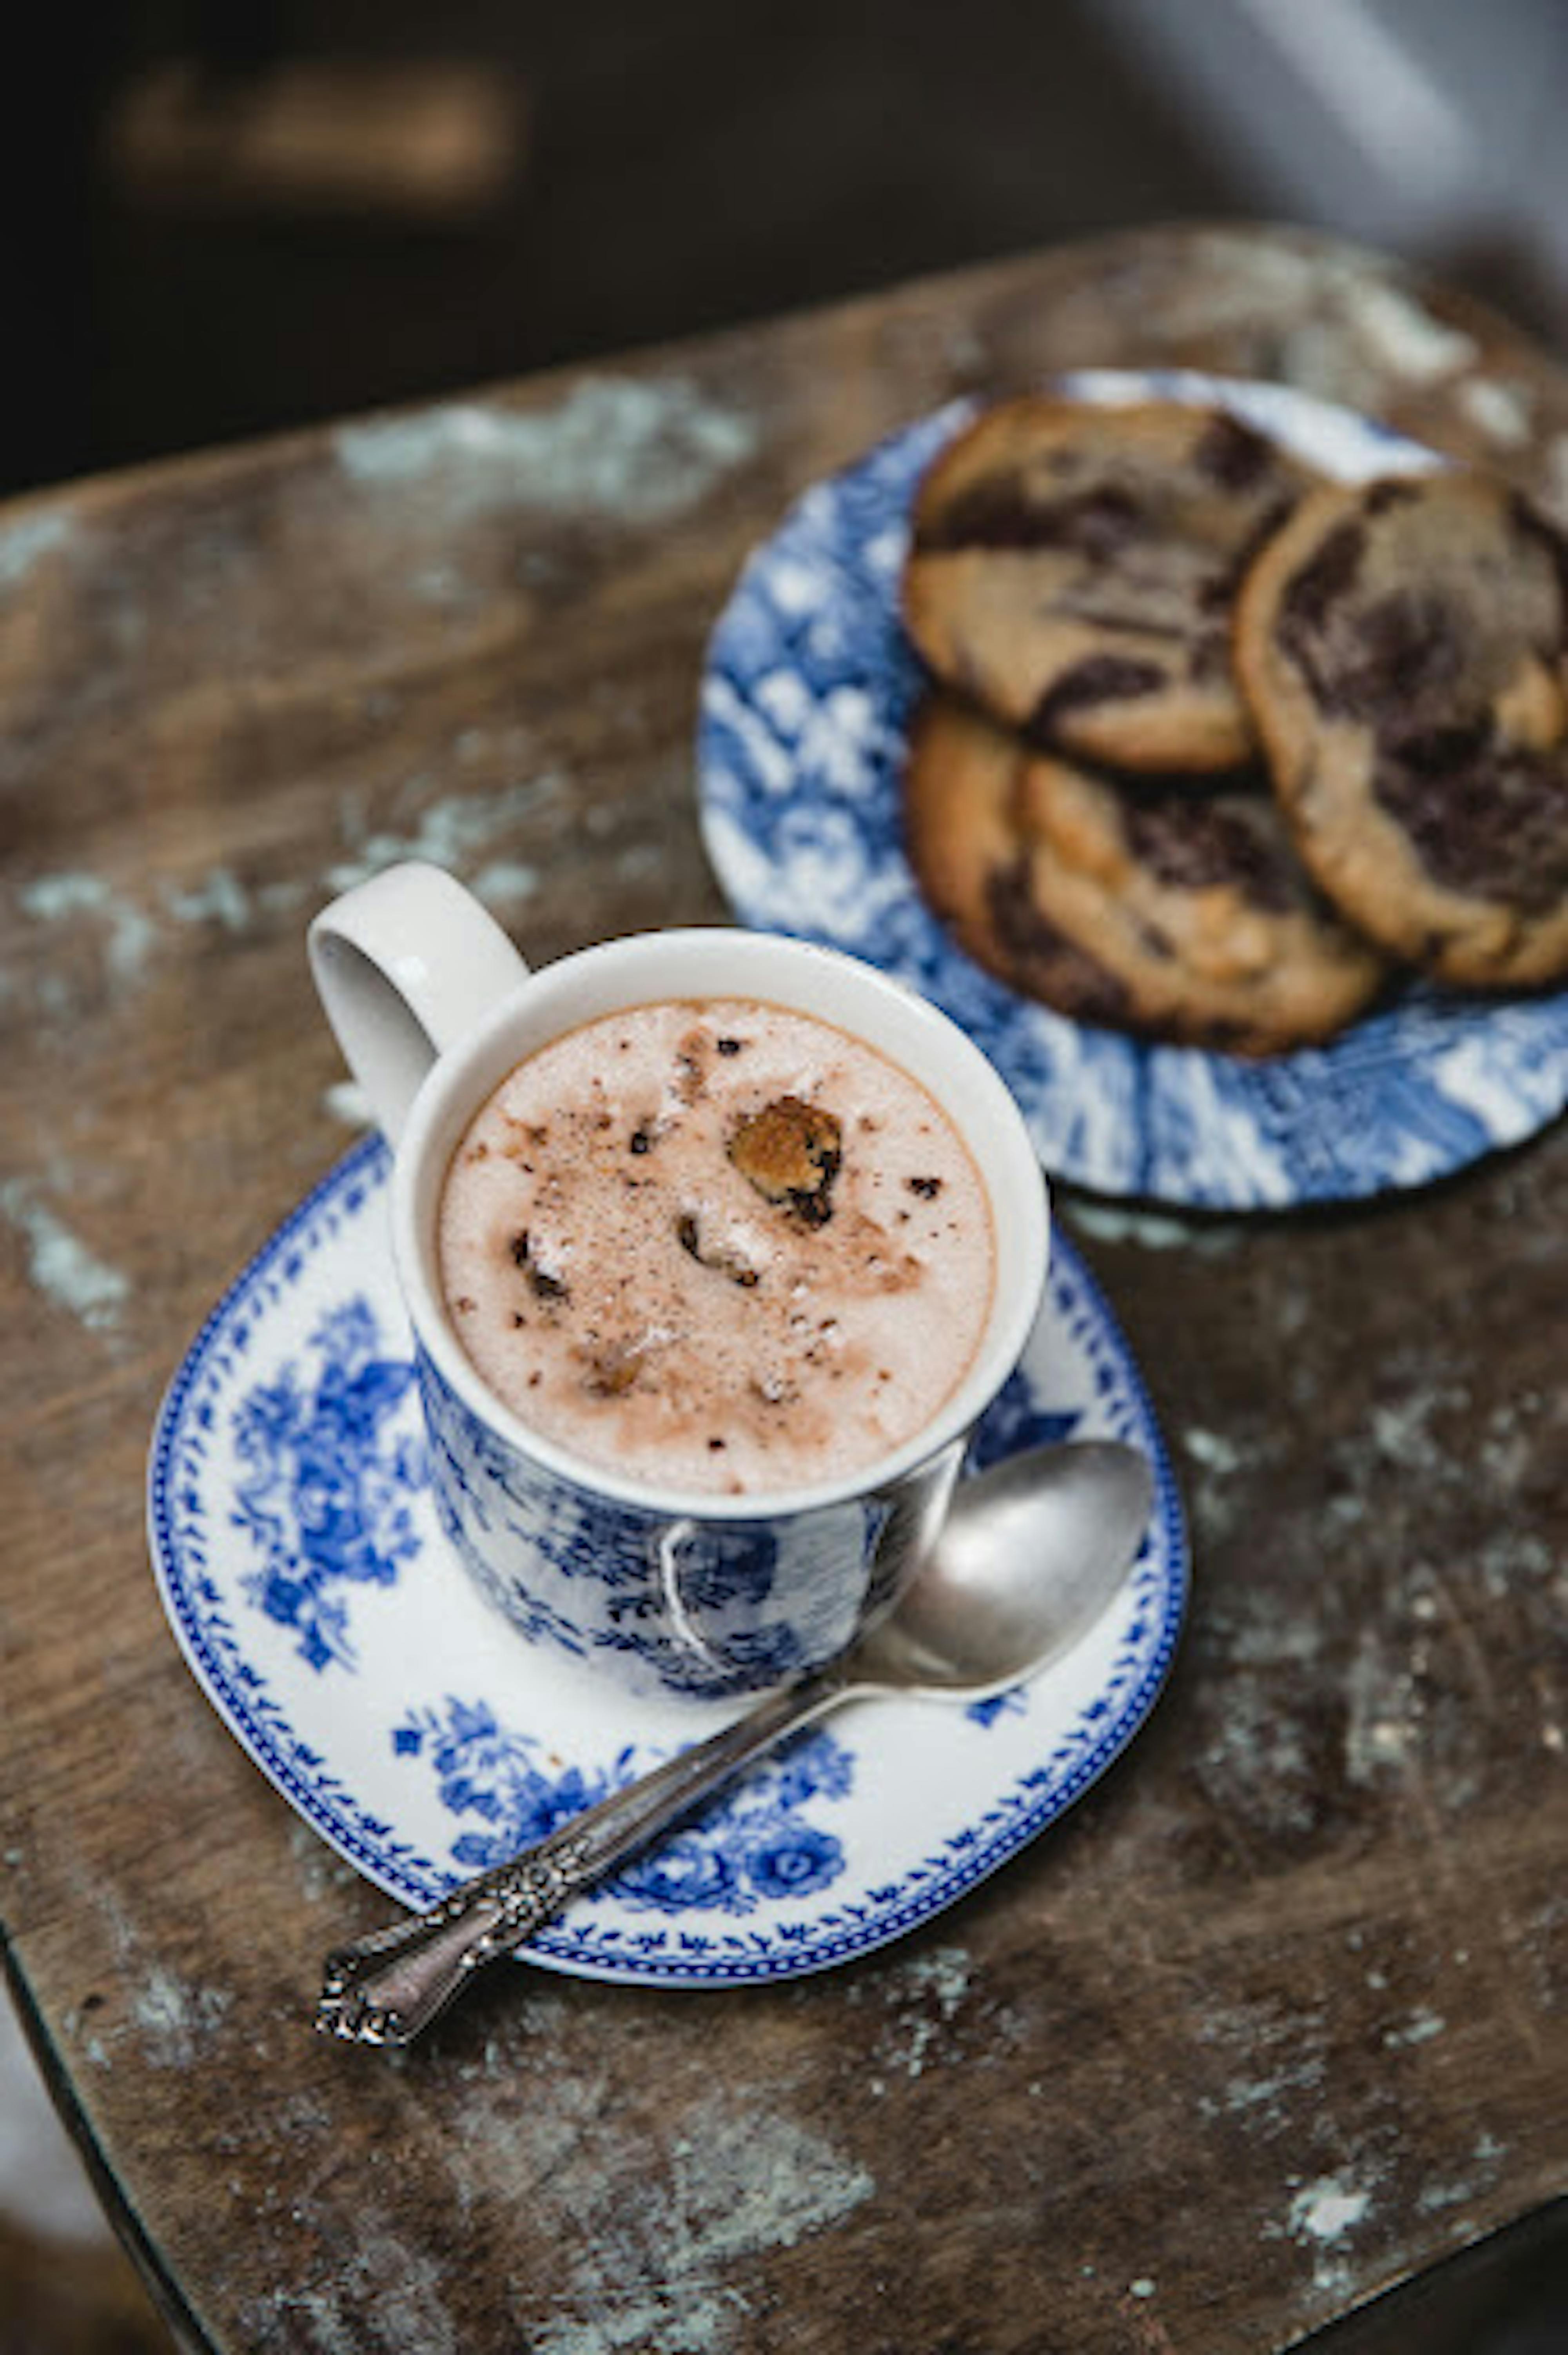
top-left (318, 1437), bottom-right (1156, 2044)
top-left (852, 1438), bottom-right (1153, 1698)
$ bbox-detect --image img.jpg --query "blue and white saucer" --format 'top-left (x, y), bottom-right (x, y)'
top-left (147, 1138), bottom-right (1187, 1988)
top-left (697, 369), bottom-right (1568, 1210)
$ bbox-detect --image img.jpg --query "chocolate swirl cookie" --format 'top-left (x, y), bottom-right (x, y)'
top-left (903, 695), bottom-right (1388, 1056)
top-left (903, 696), bottom-right (1136, 1030)
top-left (1236, 469), bottom-right (1568, 989)
top-left (903, 398), bottom-right (1318, 774)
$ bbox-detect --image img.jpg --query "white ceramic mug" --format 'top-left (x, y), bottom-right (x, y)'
top-left (309, 861), bottom-right (1049, 1699)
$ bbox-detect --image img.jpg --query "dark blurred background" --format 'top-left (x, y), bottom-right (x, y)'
top-left (5, 3), bottom-right (1568, 2350)
top-left (5, 0), bottom-right (1568, 500)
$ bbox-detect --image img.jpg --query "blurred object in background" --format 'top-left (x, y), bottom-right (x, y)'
top-left (1098, 0), bottom-right (1568, 346)
top-left (107, 55), bottom-right (525, 223)
top-left (0, 12), bottom-right (134, 498)
top-left (4, 1), bottom-right (1568, 503)
top-left (0, 1983), bottom-right (173, 2355)
top-left (0, 0), bottom-right (1246, 498)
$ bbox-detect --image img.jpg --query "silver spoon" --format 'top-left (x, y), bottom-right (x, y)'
top-left (316, 1438), bottom-right (1154, 2045)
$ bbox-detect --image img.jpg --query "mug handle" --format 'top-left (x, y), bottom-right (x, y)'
top-left (308, 861), bottom-right (531, 1142)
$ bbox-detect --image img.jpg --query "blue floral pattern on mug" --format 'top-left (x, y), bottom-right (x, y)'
top-left (394, 1695), bottom-right (852, 1913)
top-left (416, 1336), bottom-right (957, 1700)
top-left (231, 1296), bottom-right (426, 1671)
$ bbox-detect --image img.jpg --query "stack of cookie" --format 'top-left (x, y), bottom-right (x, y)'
top-left (900, 396), bottom-right (1568, 1056)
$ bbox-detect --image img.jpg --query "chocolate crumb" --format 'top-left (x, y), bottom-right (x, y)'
top-left (716, 1036), bottom-right (744, 1055)
top-left (906, 1175), bottom-right (943, 1199)
top-left (674, 1031), bottom-right (710, 1101)
top-left (583, 1341), bottom-right (645, 1397)
top-left (510, 1229), bottom-right (570, 1303)
top-left (677, 1211), bottom-right (759, 1286)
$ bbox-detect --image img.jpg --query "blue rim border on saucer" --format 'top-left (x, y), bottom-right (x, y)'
top-left (147, 1135), bottom-right (1189, 1988)
top-left (696, 370), bottom-right (1568, 1212)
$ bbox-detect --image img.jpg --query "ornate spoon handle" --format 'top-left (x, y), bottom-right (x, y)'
top-left (316, 1665), bottom-right (853, 2044)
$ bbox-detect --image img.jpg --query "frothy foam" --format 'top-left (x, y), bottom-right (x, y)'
top-left (436, 997), bottom-right (996, 1495)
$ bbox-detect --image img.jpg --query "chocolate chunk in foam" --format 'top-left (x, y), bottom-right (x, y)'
top-left (727, 1095), bottom-right (844, 1225)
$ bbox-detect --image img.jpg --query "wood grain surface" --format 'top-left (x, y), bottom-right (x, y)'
top-left (1, 224), bottom-right (1564, 2355)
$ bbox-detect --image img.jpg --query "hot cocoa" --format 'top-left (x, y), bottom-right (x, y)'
top-left (436, 996), bottom-right (997, 1495)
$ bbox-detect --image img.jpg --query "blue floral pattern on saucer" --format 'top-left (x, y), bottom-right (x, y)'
top-left (232, 1297), bottom-right (426, 1672)
top-left (697, 369), bottom-right (1568, 1209)
top-left (394, 1696), bottom-right (855, 1913)
top-left (147, 1137), bottom-right (1187, 1987)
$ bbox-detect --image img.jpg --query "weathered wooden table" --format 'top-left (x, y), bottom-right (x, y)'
top-left (2, 225), bottom-right (1564, 2355)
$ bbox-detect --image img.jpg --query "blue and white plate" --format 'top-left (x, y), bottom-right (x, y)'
top-left (698, 369), bottom-right (1568, 1209)
top-left (147, 1138), bottom-right (1187, 1988)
